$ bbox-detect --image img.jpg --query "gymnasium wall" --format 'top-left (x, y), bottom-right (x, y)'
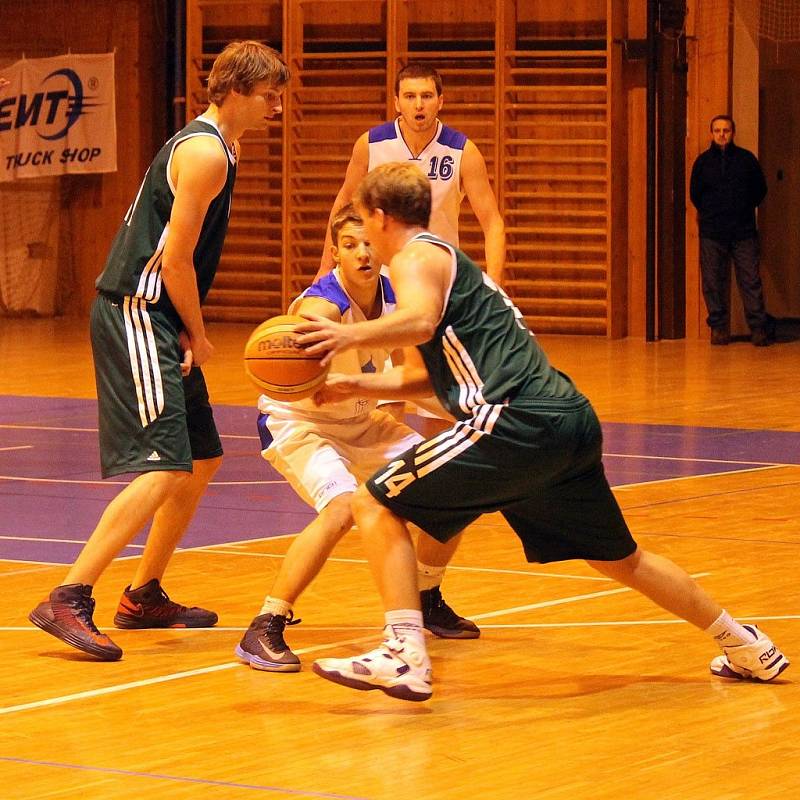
top-left (3, 0), bottom-right (776, 337)
top-left (0, 0), bottom-right (166, 316)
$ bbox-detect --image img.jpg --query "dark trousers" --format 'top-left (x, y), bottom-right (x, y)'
top-left (699, 236), bottom-right (768, 332)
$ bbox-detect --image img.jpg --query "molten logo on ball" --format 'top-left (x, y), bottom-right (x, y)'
top-left (244, 315), bottom-right (329, 402)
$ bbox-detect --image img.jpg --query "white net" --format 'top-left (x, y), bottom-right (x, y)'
top-left (0, 178), bottom-right (61, 315)
top-left (760, 0), bottom-right (800, 41)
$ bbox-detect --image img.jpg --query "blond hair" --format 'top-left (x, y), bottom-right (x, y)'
top-left (355, 163), bottom-right (431, 227)
top-left (207, 41), bottom-right (289, 106)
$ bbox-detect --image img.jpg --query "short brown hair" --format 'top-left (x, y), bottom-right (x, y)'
top-left (330, 203), bottom-right (363, 245)
top-left (207, 41), bottom-right (289, 106)
top-left (355, 163), bottom-right (431, 228)
top-left (710, 114), bottom-right (735, 132)
top-left (395, 63), bottom-right (443, 96)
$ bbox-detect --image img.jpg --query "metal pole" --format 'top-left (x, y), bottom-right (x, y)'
top-left (645, 0), bottom-right (657, 341)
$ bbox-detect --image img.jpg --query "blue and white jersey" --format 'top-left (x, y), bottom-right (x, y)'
top-left (368, 119), bottom-right (466, 246)
top-left (258, 269), bottom-right (397, 422)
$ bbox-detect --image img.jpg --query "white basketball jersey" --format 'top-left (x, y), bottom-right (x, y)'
top-left (258, 269), bottom-right (396, 422)
top-left (368, 119), bottom-right (466, 246)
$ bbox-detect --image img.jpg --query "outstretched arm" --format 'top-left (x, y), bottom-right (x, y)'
top-left (315, 346), bottom-right (433, 406)
top-left (462, 140), bottom-right (505, 284)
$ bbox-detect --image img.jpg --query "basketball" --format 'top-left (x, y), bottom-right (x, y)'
top-left (243, 314), bottom-right (329, 401)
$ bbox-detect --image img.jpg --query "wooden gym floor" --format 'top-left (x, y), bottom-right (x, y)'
top-left (0, 317), bottom-right (798, 799)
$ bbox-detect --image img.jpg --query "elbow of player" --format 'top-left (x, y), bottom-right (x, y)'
top-left (416, 318), bottom-right (438, 343)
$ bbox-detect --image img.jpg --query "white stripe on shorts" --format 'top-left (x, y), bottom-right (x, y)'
top-left (123, 297), bottom-right (165, 427)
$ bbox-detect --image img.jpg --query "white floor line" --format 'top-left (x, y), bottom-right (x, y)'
top-left (0, 424), bottom-right (96, 432)
top-left (614, 465), bottom-right (783, 490)
top-left (605, 452), bottom-right (792, 467)
top-left (1, 574), bottom-right (714, 715)
top-left (0, 445), bottom-right (33, 453)
top-left (5, 614), bottom-right (799, 635)
top-left (0, 633), bottom-right (376, 716)
top-left (468, 572), bottom-right (710, 621)
top-left (0, 534), bottom-right (144, 548)
top-left (198, 548), bottom-right (613, 582)
top-left (479, 615), bottom-right (800, 628)
top-left (0, 474), bottom-right (286, 487)
top-left (0, 565), bottom-right (55, 577)
top-left (0, 557), bottom-right (63, 566)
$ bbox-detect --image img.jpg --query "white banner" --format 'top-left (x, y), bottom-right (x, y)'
top-left (0, 52), bottom-right (117, 182)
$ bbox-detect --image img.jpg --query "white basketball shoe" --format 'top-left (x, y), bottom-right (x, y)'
top-left (710, 625), bottom-right (790, 682)
top-left (313, 630), bottom-right (432, 702)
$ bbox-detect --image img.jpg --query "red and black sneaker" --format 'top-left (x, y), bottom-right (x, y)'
top-left (29, 584), bottom-right (123, 661)
top-left (113, 579), bottom-right (218, 629)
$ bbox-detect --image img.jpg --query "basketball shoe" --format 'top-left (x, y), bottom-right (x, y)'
top-left (29, 583), bottom-right (122, 661)
top-left (313, 628), bottom-right (433, 701)
top-left (421, 586), bottom-right (480, 639)
top-left (235, 612), bottom-right (301, 672)
top-left (113, 579), bottom-right (218, 629)
top-left (710, 625), bottom-right (790, 682)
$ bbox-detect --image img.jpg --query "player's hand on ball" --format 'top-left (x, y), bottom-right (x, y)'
top-left (296, 314), bottom-right (355, 367)
top-left (313, 373), bottom-right (359, 405)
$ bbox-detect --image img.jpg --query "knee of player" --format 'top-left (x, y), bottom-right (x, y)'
top-left (351, 484), bottom-right (382, 520)
top-left (319, 493), bottom-right (355, 536)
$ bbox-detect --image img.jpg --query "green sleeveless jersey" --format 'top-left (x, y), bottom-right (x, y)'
top-left (95, 116), bottom-right (237, 328)
top-left (413, 233), bottom-right (583, 418)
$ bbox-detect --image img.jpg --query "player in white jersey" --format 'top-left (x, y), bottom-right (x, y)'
top-left (235, 205), bottom-right (479, 673)
top-left (318, 63), bottom-right (505, 284)
top-left (317, 64), bottom-right (503, 598)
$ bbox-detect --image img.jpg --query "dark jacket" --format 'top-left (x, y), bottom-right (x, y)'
top-left (689, 142), bottom-right (767, 242)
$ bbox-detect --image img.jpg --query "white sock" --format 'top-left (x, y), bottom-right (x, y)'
top-left (385, 609), bottom-right (426, 650)
top-left (705, 610), bottom-right (757, 647)
top-left (260, 595), bottom-right (291, 618)
top-left (417, 561), bottom-right (445, 592)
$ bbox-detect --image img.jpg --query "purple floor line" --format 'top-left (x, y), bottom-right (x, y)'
top-left (0, 757), bottom-right (370, 800)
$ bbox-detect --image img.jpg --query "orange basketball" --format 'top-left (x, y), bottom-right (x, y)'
top-left (243, 314), bottom-right (329, 401)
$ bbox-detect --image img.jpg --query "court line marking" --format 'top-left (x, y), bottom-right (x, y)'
top-left (614, 464), bottom-right (784, 490)
top-left (605, 452), bottom-right (795, 467)
top-left (199, 548), bottom-right (614, 582)
top-left (0, 534), bottom-right (144, 548)
top-left (0, 756), bottom-right (369, 800)
top-left (0, 556), bottom-right (63, 566)
top-left (0, 633), bottom-right (377, 716)
top-left (0, 565), bottom-right (55, 577)
top-left (0, 474), bottom-right (287, 487)
top-left (0, 574), bottom-right (710, 716)
top-left (4, 615), bottom-right (798, 634)
top-left (0, 445), bottom-right (33, 453)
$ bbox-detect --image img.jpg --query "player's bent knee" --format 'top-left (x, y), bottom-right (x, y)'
top-left (319, 494), bottom-right (355, 537)
top-left (351, 484), bottom-right (382, 519)
top-left (586, 548), bottom-right (641, 578)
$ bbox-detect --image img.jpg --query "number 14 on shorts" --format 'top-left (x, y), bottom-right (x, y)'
top-left (373, 459), bottom-right (417, 498)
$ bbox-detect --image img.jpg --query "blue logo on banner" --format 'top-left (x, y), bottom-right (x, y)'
top-left (0, 67), bottom-right (99, 140)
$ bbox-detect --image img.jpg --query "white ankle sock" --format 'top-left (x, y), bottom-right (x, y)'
top-left (705, 610), bottom-right (757, 647)
top-left (260, 595), bottom-right (291, 618)
top-left (417, 561), bottom-right (445, 592)
top-left (385, 609), bottom-right (426, 649)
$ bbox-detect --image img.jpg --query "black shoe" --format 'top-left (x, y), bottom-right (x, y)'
top-left (235, 611), bottom-right (302, 672)
top-left (710, 328), bottom-right (730, 345)
top-left (114, 579), bottom-right (218, 629)
top-left (29, 584), bottom-right (123, 661)
top-left (751, 327), bottom-right (774, 347)
top-left (421, 586), bottom-right (480, 639)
